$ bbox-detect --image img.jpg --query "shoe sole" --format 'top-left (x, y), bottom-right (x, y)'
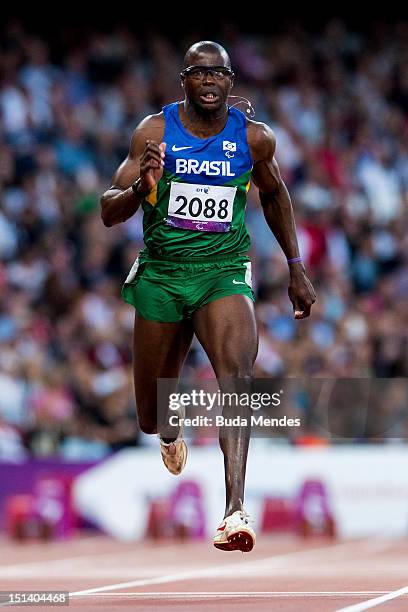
top-left (213, 530), bottom-right (254, 552)
top-left (161, 440), bottom-right (188, 475)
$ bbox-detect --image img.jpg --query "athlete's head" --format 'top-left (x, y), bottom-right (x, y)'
top-left (180, 41), bottom-right (234, 114)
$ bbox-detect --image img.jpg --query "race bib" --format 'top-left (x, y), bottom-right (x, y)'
top-left (166, 182), bottom-right (237, 232)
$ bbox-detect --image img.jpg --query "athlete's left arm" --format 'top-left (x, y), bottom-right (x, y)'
top-left (248, 121), bottom-right (316, 319)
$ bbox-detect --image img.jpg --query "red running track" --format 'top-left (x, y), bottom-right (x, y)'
top-left (1, 534), bottom-right (408, 611)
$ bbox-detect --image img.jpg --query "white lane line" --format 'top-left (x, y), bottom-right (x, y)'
top-left (0, 540), bottom-right (396, 583)
top-left (360, 539), bottom-right (394, 553)
top-left (76, 591), bottom-right (392, 598)
top-left (69, 539), bottom-right (372, 597)
top-left (2, 591), bottom-right (396, 607)
top-left (7, 562), bottom-right (408, 581)
top-left (0, 537), bottom-right (386, 576)
top-left (69, 566), bottom-right (250, 596)
top-left (336, 585), bottom-right (408, 611)
top-left (0, 543), bottom-right (182, 575)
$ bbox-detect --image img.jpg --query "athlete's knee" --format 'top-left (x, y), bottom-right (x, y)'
top-left (217, 360), bottom-right (254, 378)
top-left (137, 414), bottom-right (158, 435)
top-left (214, 344), bottom-right (256, 378)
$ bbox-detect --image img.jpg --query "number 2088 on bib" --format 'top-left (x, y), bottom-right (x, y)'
top-left (166, 182), bottom-right (237, 233)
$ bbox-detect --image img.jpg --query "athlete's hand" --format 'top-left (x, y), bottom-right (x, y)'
top-left (139, 141), bottom-right (166, 193)
top-left (288, 267), bottom-right (316, 319)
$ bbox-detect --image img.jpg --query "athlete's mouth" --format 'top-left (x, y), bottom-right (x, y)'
top-left (199, 92), bottom-right (219, 104)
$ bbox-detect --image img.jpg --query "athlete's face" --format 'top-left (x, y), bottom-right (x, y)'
top-left (181, 51), bottom-right (234, 113)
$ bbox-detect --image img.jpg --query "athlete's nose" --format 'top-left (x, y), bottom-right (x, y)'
top-left (202, 69), bottom-right (216, 84)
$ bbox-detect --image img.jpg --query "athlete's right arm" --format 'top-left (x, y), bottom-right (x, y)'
top-left (100, 114), bottom-right (165, 227)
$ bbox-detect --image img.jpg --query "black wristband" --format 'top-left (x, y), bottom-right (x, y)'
top-left (131, 178), bottom-right (150, 198)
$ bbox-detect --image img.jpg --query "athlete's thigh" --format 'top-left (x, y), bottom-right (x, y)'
top-left (193, 294), bottom-right (258, 377)
top-left (133, 314), bottom-right (194, 410)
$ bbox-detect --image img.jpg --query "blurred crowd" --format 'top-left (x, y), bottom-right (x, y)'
top-left (1, 18), bottom-right (408, 460)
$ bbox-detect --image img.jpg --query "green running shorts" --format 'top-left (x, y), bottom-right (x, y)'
top-left (121, 252), bottom-right (254, 322)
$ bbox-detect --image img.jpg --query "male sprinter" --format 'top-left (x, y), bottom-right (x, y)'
top-left (100, 41), bottom-right (316, 552)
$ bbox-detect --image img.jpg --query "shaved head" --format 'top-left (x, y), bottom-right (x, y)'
top-left (183, 41), bottom-right (231, 68)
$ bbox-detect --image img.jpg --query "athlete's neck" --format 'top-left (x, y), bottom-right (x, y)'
top-left (180, 100), bottom-right (228, 139)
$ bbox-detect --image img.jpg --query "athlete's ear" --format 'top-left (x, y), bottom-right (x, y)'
top-left (180, 72), bottom-right (185, 88)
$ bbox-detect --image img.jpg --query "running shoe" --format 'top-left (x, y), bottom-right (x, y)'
top-left (158, 406), bottom-right (187, 475)
top-left (159, 437), bottom-right (188, 475)
top-left (213, 501), bottom-right (255, 552)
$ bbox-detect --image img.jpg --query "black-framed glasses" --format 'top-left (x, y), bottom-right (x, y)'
top-left (180, 65), bottom-right (235, 80)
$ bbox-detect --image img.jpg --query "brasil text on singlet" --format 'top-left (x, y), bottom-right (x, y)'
top-left (140, 102), bottom-right (253, 259)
